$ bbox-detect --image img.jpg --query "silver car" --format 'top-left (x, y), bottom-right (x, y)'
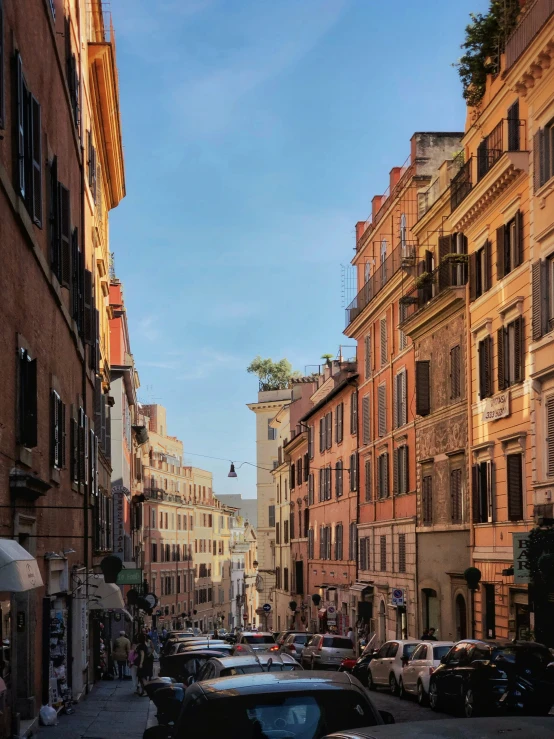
top-left (235, 631), bottom-right (279, 654)
top-left (195, 653), bottom-right (302, 681)
top-left (301, 634), bottom-right (355, 670)
top-left (280, 632), bottom-right (313, 662)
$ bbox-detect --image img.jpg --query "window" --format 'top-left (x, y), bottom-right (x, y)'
top-left (51, 390), bottom-right (66, 469)
top-left (507, 453), bottom-right (524, 521)
top-left (380, 535), bottom-right (387, 571)
top-left (377, 453), bottom-right (389, 499)
top-left (399, 302), bottom-right (408, 351)
top-left (297, 457), bottom-right (303, 486)
top-left (276, 567), bottom-right (281, 589)
top-left (349, 522), bottom-right (357, 561)
top-left (484, 583), bottom-right (496, 639)
top-left (319, 526), bottom-right (325, 559)
top-left (350, 390), bottom-right (358, 434)
top-left (498, 317), bottom-right (524, 388)
top-left (268, 420), bottom-right (277, 441)
top-left (364, 458), bottom-right (372, 502)
top-left (532, 258), bottom-right (554, 340)
top-left (283, 567), bottom-right (289, 592)
top-left (394, 370), bottom-right (407, 428)
top-left (478, 335), bottom-right (493, 399)
top-left (359, 536), bottom-right (369, 571)
top-left (18, 348), bottom-right (38, 448)
top-left (335, 402), bottom-right (344, 444)
top-left (470, 241), bottom-right (492, 300)
top-left (450, 468), bottom-right (463, 523)
top-left (398, 534), bottom-right (406, 573)
top-left (422, 475), bottom-right (433, 525)
top-left (472, 460), bottom-right (494, 523)
top-left (284, 520), bottom-right (289, 544)
top-left (378, 383), bottom-right (387, 436)
top-left (304, 453), bottom-right (309, 481)
top-left (362, 395), bottom-right (371, 445)
top-left (364, 333), bottom-right (372, 379)
top-left (349, 453), bottom-right (358, 492)
top-left (497, 212), bottom-right (523, 278)
top-left (380, 317), bottom-right (388, 366)
top-left (290, 463), bottom-right (295, 490)
top-left (308, 473), bottom-right (314, 505)
top-left (151, 542), bottom-right (158, 562)
top-left (87, 130), bottom-right (97, 201)
top-left (308, 529), bottom-right (314, 558)
top-left (335, 524), bottom-right (343, 561)
top-left (325, 411), bottom-right (333, 449)
top-left (400, 213), bottom-right (407, 251)
top-left (304, 508), bottom-right (309, 537)
top-left (308, 426), bottom-right (314, 459)
top-left (381, 238), bottom-right (387, 283)
top-left (16, 53), bottom-right (42, 226)
top-left (533, 119), bottom-right (554, 191)
top-left (319, 418), bottom-right (325, 453)
top-left (335, 460), bottom-right (343, 497)
top-left (67, 52), bottom-right (79, 127)
top-left (415, 361), bottom-right (430, 416)
top-left (290, 512), bottom-right (295, 540)
top-left (393, 446), bottom-right (409, 495)
top-left (547, 396), bottom-right (554, 478)
top-left (268, 505), bottom-right (275, 528)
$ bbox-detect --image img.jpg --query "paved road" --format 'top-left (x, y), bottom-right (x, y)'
top-left (370, 686), bottom-right (453, 723)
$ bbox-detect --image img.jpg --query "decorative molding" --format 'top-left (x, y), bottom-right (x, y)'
top-left (510, 40), bottom-right (554, 97)
top-left (498, 295), bottom-right (525, 319)
top-left (471, 317), bottom-right (493, 336)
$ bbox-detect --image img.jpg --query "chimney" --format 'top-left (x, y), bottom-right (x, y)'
top-left (372, 195), bottom-right (384, 219)
top-left (355, 221), bottom-right (366, 242)
top-left (389, 166), bottom-right (402, 191)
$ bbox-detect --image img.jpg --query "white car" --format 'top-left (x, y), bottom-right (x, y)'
top-left (367, 639), bottom-right (421, 694)
top-left (400, 640), bottom-right (454, 704)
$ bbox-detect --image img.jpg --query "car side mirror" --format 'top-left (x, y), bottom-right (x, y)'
top-left (440, 655), bottom-right (448, 664)
top-left (379, 710), bottom-right (395, 725)
top-left (186, 676), bottom-right (195, 686)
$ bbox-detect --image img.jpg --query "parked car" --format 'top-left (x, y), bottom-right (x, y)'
top-left (367, 640), bottom-right (421, 694)
top-left (167, 639), bottom-right (226, 656)
top-left (170, 672), bottom-right (393, 738)
top-left (302, 634), bottom-right (355, 670)
top-left (234, 631), bottom-right (279, 654)
top-left (159, 646), bottom-right (233, 681)
top-left (323, 715), bottom-right (554, 739)
top-left (399, 640), bottom-right (453, 704)
top-left (429, 639), bottom-right (554, 718)
top-left (276, 629), bottom-right (310, 647)
top-left (161, 634), bottom-right (209, 656)
top-left (194, 653), bottom-right (302, 681)
top-left (280, 632), bottom-right (314, 661)
top-left (351, 648), bottom-right (379, 686)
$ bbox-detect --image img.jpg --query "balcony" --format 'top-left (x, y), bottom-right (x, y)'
top-left (345, 243), bottom-right (415, 329)
top-left (400, 258), bottom-right (468, 334)
top-left (505, 0), bottom-right (554, 70)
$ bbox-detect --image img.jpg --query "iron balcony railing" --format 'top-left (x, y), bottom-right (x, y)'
top-left (505, 0), bottom-right (554, 70)
top-left (450, 118), bottom-right (526, 213)
top-left (345, 242), bottom-right (415, 328)
top-left (399, 258), bottom-right (468, 323)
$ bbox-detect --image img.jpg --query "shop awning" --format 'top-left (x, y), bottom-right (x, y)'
top-left (350, 581), bottom-right (374, 593)
top-left (318, 608), bottom-right (327, 617)
top-left (88, 575), bottom-right (125, 610)
top-left (0, 539), bottom-right (43, 592)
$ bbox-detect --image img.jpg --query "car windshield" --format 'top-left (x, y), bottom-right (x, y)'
top-left (293, 635), bottom-right (309, 645)
top-left (179, 692), bottom-right (378, 738)
top-left (243, 636), bottom-right (275, 645)
top-left (492, 646), bottom-right (553, 673)
top-left (322, 637), bottom-right (352, 649)
top-left (433, 646), bottom-right (452, 661)
top-left (402, 644), bottom-right (419, 659)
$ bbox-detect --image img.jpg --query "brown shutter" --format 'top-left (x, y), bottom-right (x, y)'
top-left (438, 235), bottom-right (451, 290)
top-left (533, 129), bottom-right (545, 191)
top-left (84, 269), bottom-right (93, 343)
top-left (450, 345), bottom-right (461, 399)
top-left (51, 391), bottom-right (59, 468)
top-left (484, 239), bottom-right (492, 291)
top-left (378, 384), bottom-right (386, 436)
top-left (547, 396), bottom-right (554, 478)
top-left (351, 390), bottom-right (358, 434)
top-left (514, 316), bottom-right (524, 383)
top-left (319, 418), bottom-right (325, 453)
top-left (365, 458), bottom-right (372, 502)
top-left (16, 52), bottom-right (25, 197)
top-left (514, 210), bottom-right (523, 267)
top-left (472, 464), bottom-right (480, 523)
top-left (364, 334), bottom-right (371, 379)
top-left (30, 96), bottom-right (42, 226)
top-left (497, 328), bottom-right (506, 391)
top-left (59, 184), bottom-right (71, 288)
top-left (496, 225), bottom-right (505, 279)
top-left (532, 260), bottom-right (547, 340)
top-left (382, 453), bottom-right (389, 497)
top-left (19, 352), bottom-right (38, 448)
top-left (334, 409), bottom-right (339, 444)
top-left (326, 411), bottom-right (332, 449)
top-left (415, 361), bottom-right (430, 416)
top-left (71, 230), bottom-right (80, 319)
top-left (507, 454), bottom-right (523, 521)
top-left (362, 395), bottom-right (370, 445)
top-left (70, 415), bottom-right (78, 483)
top-left (380, 317), bottom-right (387, 366)
top-left (469, 251), bottom-right (477, 302)
top-left (393, 448), bottom-right (399, 495)
top-left (60, 401), bottom-right (66, 468)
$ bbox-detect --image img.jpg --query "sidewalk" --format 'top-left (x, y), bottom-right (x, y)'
top-left (37, 680), bottom-right (155, 739)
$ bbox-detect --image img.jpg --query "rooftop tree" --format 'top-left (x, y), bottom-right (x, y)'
top-left (247, 356), bottom-right (301, 391)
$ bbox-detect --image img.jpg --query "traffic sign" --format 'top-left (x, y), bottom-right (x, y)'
top-left (391, 588), bottom-right (405, 606)
top-left (116, 568), bottom-right (143, 585)
top-left (262, 603), bottom-right (272, 613)
top-left (144, 593), bottom-right (158, 610)
top-left (326, 605), bottom-right (337, 624)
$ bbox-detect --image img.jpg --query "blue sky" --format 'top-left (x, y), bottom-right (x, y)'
top-left (110, 0), bottom-right (488, 498)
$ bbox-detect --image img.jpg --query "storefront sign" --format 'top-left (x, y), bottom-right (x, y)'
top-left (513, 532), bottom-right (531, 583)
top-left (391, 588), bottom-right (405, 606)
top-left (482, 392), bottom-right (510, 422)
top-left (116, 568), bottom-right (143, 585)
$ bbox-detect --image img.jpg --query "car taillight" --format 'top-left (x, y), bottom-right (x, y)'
top-left (429, 667), bottom-right (435, 675)
top-left (236, 645), bottom-right (245, 652)
top-left (318, 642), bottom-right (323, 652)
top-left (289, 644), bottom-right (296, 652)
top-left (269, 645), bottom-right (279, 652)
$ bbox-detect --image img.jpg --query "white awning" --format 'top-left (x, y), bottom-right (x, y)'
top-left (350, 582), bottom-right (373, 593)
top-left (0, 539), bottom-right (43, 592)
top-left (88, 575), bottom-right (125, 610)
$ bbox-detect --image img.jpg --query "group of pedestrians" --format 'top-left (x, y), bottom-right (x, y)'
top-left (111, 629), bottom-right (156, 696)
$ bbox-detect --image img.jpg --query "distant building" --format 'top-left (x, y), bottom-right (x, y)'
top-left (215, 494), bottom-right (258, 528)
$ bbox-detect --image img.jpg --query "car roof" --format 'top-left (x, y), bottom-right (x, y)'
top-left (177, 644), bottom-right (232, 653)
top-left (190, 670), bottom-right (361, 697)
top-left (382, 639), bottom-right (420, 645)
top-left (419, 640), bottom-right (454, 647)
top-left (241, 631), bottom-right (274, 637)
top-left (205, 654), bottom-right (288, 668)
top-left (454, 639), bottom-right (549, 649)
top-left (164, 647), bottom-right (232, 660)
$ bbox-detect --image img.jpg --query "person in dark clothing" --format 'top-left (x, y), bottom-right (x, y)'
top-left (135, 634), bottom-right (149, 696)
top-left (427, 628), bottom-right (437, 641)
top-left (420, 628), bottom-right (430, 640)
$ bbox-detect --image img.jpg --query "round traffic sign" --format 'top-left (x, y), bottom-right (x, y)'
top-left (145, 593), bottom-right (158, 610)
top-left (327, 605), bottom-right (336, 615)
top-left (262, 603), bottom-right (272, 612)
top-left (392, 588), bottom-right (403, 599)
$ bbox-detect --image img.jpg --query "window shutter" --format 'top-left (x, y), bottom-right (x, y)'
top-left (84, 269), bottom-right (93, 343)
top-left (393, 448), bottom-right (399, 495)
top-left (422, 475), bottom-right (432, 524)
top-left (304, 453), bottom-right (309, 481)
top-left (365, 458), bottom-right (372, 502)
top-left (415, 361), bottom-right (430, 416)
top-left (59, 184), bottom-right (71, 287)
top-left (378, 384), bottom-right (386, 436)
top-left (60, 400), bottom-right (66, 468)
top-left (497, 328), bottom-right (506, 390)
top-left (319, 470), bottom-right (323, 502)
top-left (70, 415), bottom-right (78, 483)
top-left (334, 408), bottom-right (339, 443)
top-left (514, 316), bottom-right (524, 383)
top-left (319, 418), bottom-right (325, 453)
top-left (382, 453), bottom-right (389, 497)
top-left (362, 395), bottom-right (370, 445)
top-left (532, 260), bottom-right (547, 340)
top-left (326, 411), bottom-right (332, 449)
top-left (478, 336), bottom-right (492, 398)
top-left (16, 52), bottom-right (26, 198)
top-left (71, 233), bottom-right (80, 321)
top-left (450, 345), bottom-right (461, 399)
top-left (507, 454), bottom-right (523, 521)
top-left (308, 474), bottom-right (314, 505)
top-left (469, 251), bottom-right (477, 302)
top-left (380, 317), bottom-right (387, 366)
top-left (365, 333), bottom-right (371, 379)
top-left (0, 4), bottom-right (4, 128)
top-left (472, 464), bottom-right (480, 523)
top-left (508, 100), bottom-right (520, 150)
top-left (51, 391), bottom-right (59, 468)
top-left (450, 468), bottom-right (462, 522)
top-left (308, 426), bottom-right (314, 459)
top-left (484, 239), bottom-right (492, 291)
top-left (514, 210), bottom-right (523, 268)
top-left (402, 446), bottom-right (409, 493)
top-left (350, 390), bottom-right (358, 434)
top-left (533, 129), bottom-right (544, 191)
top-left (338, 403), bottom-right (343, 443)
top-left (19, 351), bottom-right (38, 448)
top-left (438, 235), bottom-right (451, 290)
top-left (30, 96), bottom-right (42, 226)
top-left (400, 370), bottom-right (407, 425)
top-left (496, 225), bottom-right (506, 279)
top-left (49, 157), bottom-right (60, 275)
top-left (547, 396), bottom-right (554, 478)
top-left (398, 534), bottom-right (406, 573)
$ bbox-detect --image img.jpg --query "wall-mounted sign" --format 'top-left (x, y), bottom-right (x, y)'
top-left (112, 487), bottom-right (128, 560)
top-left (391, 588), bottom-right (405, 607)
top-left (326, 605), bottom-right (337, 624)
top-left (513, 532), bottom-right (531, 584)
top-left (116, 568), bottom-right (143, 585)
top-left (482, 392), bottom-right (510, 422)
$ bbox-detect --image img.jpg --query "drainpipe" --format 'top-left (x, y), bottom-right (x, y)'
top-left (465, 271), bottom-right (474, 637)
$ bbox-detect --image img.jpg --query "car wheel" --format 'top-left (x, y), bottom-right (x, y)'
top-left (463, 688), bottom-right (480, 719)
top-left (417, 680), bottom-right (428, 706)
top-left (398, 678), bottom-right (406, 699)
top-left (389, 672), bottom-right (398, 695)
top-left (429, 680), bottom-right (441, 711)
top-left (367, 669), bottom-right (377, 691)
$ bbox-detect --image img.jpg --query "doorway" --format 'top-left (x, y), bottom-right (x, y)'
top-left (379, 600), bottom-right (386, 642)
top-left (422, 588), bottom-right (439, 632)
top-left (455, 594), bottom-right (467, 640)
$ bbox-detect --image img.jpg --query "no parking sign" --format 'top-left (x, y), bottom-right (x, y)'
top-left (391, 588), bottom-right (405, 606)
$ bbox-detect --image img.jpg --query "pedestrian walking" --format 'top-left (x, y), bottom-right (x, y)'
top-left (113, 631), bottom-right (131, 681)
top-left (144, 632), bottom-right (155, 680)
top-left (346, 627), bottom-right (354, 642)
top-left (128, 640), bottom-right (139, 691)
top-left (135, 634), bottom-right (149, 696)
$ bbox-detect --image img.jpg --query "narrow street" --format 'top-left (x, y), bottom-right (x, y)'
top-left (38, 682), bottom-right (155, 739)
top-left (370, 688), bottom-right (452, 723)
